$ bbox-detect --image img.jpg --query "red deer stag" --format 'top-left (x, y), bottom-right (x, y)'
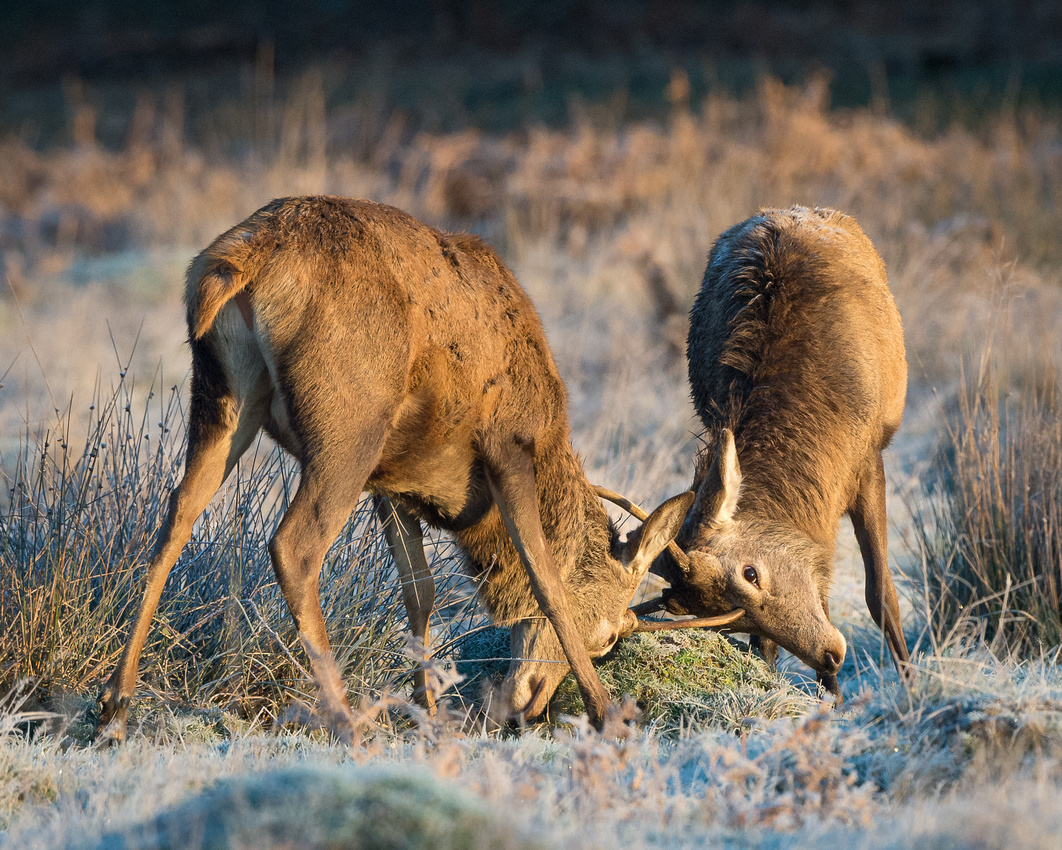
top-left (607, 207), bottom-right (911, 699)
top-left (95, 196), bottom-right (695, 741)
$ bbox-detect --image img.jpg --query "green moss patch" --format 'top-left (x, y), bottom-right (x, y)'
top-left (452, 627), bottom-right (816, 735)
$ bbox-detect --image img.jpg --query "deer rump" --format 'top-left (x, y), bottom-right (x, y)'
top-left (635, 207), bottom-right (911, 697)
top-left (95, 195), bottom-right (700, 741)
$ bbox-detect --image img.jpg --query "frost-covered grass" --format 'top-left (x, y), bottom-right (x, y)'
top-left (455, 628), bottom-right (817, 736)
top-left (4, 651), bottom-right (1062, 848)
top-left (3, 69), bottom-right (1062, 847)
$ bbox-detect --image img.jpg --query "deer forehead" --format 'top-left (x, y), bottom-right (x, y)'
top-left (709, 519), bottom-right (812, 563)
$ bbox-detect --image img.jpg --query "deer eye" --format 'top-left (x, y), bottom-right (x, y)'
top-left (742, 565), bottom-right (760, 587)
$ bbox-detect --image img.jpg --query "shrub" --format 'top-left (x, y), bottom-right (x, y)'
top-left (0, 373), bottom-right (460, 722)
top-left (911, 371), bottom-right (1062, 654)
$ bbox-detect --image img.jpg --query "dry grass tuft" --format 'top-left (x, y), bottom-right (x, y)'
top-left (911, 369), bottom-right (1062, 655)
top-left (0, 372), bottom-right (457, 727)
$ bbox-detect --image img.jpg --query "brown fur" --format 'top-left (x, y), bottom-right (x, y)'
top-left (95, 196), bottom-right (690, 740)
top-left (659, 207), bottom-right (910, 696)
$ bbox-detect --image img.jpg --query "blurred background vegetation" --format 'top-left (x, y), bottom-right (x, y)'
top-left (3, 6), bottom-right (1062, 847)
top-left (3, 0), bottom-right (1062, 143)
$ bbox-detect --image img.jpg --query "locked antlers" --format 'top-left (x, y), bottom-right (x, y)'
top-left (594, 485), bottom-right (745, 635)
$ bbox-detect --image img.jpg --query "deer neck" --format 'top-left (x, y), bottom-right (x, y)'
top-left (457, 439), bottom-right (610, 625)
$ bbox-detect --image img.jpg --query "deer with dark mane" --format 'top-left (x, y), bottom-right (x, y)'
top-left (603, 207), bottom-right (911, 698)
top-left (95, 196), bottom-right (697, 741)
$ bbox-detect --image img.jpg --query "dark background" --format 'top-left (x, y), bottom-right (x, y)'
top-left (3, 1), bottom-right (1061, 140)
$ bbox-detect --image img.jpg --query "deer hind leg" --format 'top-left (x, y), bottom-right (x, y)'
top-left (267, 428), bottom-right (388, 719)
top-left (374, 496), bottom-right (437, 714)
top-left (96, 350), bottom-right (271, 742)
top-left (850, 452), bottom-right (912, 681)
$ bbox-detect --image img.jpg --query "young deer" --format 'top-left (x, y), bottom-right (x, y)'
top-left (611, 207), bottom-right (911, 699)
top-left (95, 196), bottom-right (693, 741)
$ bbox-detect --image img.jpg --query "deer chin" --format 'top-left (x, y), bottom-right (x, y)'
top-left (793, 625), bottom-right (847, 676)
top-left (503, 621), bottom-right (573, 722)
top-left (747, 620), bottom-right (848, 676)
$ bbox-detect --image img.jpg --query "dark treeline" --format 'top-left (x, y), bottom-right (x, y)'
top-left (3, 1), bottom-right (1062, 136)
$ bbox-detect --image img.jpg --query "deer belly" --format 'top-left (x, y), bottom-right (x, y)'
top-left (370, 395), bottom-right (488, 523)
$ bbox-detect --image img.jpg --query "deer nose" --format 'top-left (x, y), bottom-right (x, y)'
top-left (507, 673), bottom-right (549, 724)
top-left (822, 641), bottom-right (846, 674)
top-left (820, 630), bottom-right (847, 674)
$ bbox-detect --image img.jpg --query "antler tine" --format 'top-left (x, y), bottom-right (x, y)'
top-left (592, 485), bottom-right (648, 520)
top-left (633, 608), bottom-right (745, 633)
top-left (592, 484), bottom-right (693, 574)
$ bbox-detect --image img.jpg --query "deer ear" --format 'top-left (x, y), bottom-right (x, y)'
top-left (621, 490), bottom-right (695, 580)
top-left (693, 428), bottom-right (742, 528)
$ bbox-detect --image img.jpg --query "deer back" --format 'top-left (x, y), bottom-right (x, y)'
top-left (686, 206), bottom-right (906, 543)
top-left (185, 195), bottom-right (640, 648)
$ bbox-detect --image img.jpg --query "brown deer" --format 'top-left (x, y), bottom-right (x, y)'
top-left (611, 207), bottom-right (911, 699)
top-left (95, 196), bottom-right (696, 741)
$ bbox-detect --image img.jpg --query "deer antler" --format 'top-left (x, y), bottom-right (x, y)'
top-left (595, 484), bottom-right (745, 635)
top-left (633, 608), bottom-right (745, 632)
top-left (620, 597), bottom-right (745, 637)
top-left (593, 484), bottom-right (693, 574)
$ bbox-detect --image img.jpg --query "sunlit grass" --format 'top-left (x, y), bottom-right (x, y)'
top-left (911, 367), bottom-right (1062, 655)
top-left (0, 369), bottom-right (479, 729)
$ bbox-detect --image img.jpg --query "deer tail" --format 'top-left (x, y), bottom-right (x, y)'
top-left (187, 228), bottom-right (257, 340)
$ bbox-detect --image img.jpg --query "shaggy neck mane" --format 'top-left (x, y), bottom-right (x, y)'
top-left (457, 436), bottom-right (613, 625)
top-left (694, 220), bottom-right (868, 544)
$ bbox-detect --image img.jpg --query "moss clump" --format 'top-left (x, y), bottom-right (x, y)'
top-left (453, 627), bottom-right (815, 735)
top-left (92, 765), bottom-right (538, 850)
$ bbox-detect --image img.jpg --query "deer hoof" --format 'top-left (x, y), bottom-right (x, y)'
top-left (897, 659), bottom-right (917, 686)
top-left (412, 684), bottom-right (438, 717)
top-left (583, 692), bottom-right (611, 733)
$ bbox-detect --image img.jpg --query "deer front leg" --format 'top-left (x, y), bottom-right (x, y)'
top-left (750, 635), bottom-right (779, 670)
top-left (374, 496), bottom-right (437, 715)
top-left (485, 441), bottom-right (611, 730)
top-left (850, 452), bottom-right (912, 682)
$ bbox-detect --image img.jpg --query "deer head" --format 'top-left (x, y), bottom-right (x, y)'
top-left (503, 490), bottom-right (695, 720)
top-left (648, 430), bottom-right (847, 677)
